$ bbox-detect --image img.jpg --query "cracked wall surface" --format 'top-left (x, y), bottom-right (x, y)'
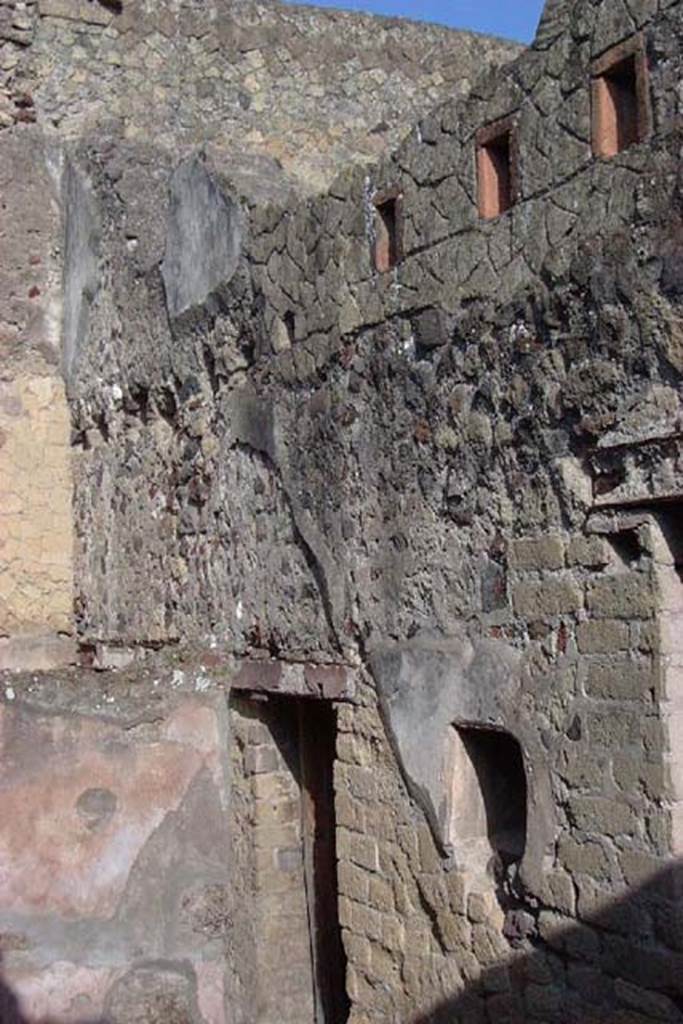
top-left (2, 0), bottom-right (683, 1020)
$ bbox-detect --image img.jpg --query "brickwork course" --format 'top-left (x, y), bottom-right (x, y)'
top-left (0, 0), bottom-right (683, 1021)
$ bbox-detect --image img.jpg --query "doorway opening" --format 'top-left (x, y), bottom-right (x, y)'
top-left (237, 695), bottom-right (349, 1024)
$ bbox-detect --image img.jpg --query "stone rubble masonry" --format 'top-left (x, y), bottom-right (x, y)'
top-left (1, 0), bottom-right (683, 1020)
top-left (0, 0), bottom-right (521, 199)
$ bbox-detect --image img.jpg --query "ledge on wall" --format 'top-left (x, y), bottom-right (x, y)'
top-left (38, 0), bottom-right (121, 26)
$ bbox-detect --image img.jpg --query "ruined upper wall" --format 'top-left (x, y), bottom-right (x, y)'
top-left (0, 0), bottom-right (521, 200)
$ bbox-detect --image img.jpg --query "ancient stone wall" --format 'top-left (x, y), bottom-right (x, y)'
top-left (0, 0), bottom-right (520, 199)
top-left (0, 128), bottom-right (75, 670)
top-left (2, 0), bottom-right (683, 1019)
top-left (56, 0), bottom-right (683, 1018)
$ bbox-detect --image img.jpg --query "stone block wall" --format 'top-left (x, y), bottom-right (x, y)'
top-left (0, 128), bottom-right (74, 670)
top-left (1, 0), bottom-right (683, 1019)
top-left (230, 697), bottom-right (316, 1024)
top-left (0, 0), bottom-right (520, 200)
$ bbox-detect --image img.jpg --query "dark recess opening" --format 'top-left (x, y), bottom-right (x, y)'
top-left (477, 128), bottom-right (513, 219)
top-left (373, 193), bottom-right (402, 273)
top-left (298, 701), bottom-right (350, 1024)
top-left (608, 527), bottom-right (642, 567)
top-left (283, 310), bottom-right (296, 345)
top-left (264, 697), bottom-right (349, 1024)
top-left (454, 726), bottom-right (527, 867)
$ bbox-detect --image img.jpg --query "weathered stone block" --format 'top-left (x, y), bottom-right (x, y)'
top-left (619, 848), bottom-right (665, 886)
top-left (558, 835), bottom-right (612, 882)
top-left (343, 930), bottom-right (371, 968)
top-left (349, 900), bottom-right (382, 942)
top-left (567, 535), bottom-right (612, 568)
top-left (567, 795), bottom-right (637, 837)
top-left (368, 875), bottom-right (394, 912)
top-left (586, 708), bottom-right (641, 748)
top-left (508, 534), bottom-right (565, 571)
top-left (513, 579), bottom-right (583, 618)
top-left (338, 828), bottom-right (379, 872)
top-left (576, 619), bottom-right (629, 653)
top-left (244, 745), bottom-right (280, 775)
top-left (584, 659), bottom-right (654, 701)
top-left (381, 914), bottom-right (404, 952)
top-left (586, 575), bottom-right (656, 620)
top-left (338, 860), bottom-right (371, 903)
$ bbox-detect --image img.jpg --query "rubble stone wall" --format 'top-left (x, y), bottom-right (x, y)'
top-left (58, 0), bottom-right (683, 1018)
top-left (2, 0), bottom-right (683, 1020)
top-left (0, 0), bottom-right (520, 199)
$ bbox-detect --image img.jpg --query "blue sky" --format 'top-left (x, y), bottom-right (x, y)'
top-left (285, 0), bottom-right (546, 43)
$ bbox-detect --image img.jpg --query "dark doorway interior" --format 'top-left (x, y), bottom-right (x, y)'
top-left (250, 696), bottom-right (349, 1024)
top-left (298, 701), bottom-right (350, 1024)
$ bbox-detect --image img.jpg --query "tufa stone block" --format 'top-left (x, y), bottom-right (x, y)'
top-left (513, 579), bottom-right (583, 618)
top-left (508, 534), bottom-right (566, 571)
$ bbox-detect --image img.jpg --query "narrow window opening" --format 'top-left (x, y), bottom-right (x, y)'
top-left (283, 310), bottom-right (296, 345)
top-left (477, 120), bottom-right (516, 220)
top-left (592, 39), bottom-right (649, 158)
top-left (373, 190), bottom-right (402, 273)
top-left (447, 725), bottom-right (527, 876)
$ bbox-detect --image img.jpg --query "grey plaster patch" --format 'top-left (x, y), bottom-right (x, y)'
top-left (161, 156), bottom-right (243, 319)
top-left (62, 157), bottom-right (100, 391)
top-left (75, 787), bottom-right (117, 830)
top-left (370, 631), bottom-right (555, 884)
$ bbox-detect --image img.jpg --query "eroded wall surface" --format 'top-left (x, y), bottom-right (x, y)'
top-left (0, 0), bottom-right (520, 200)
top-left (2, 0), bottom-right (683, 1020)
top-left (58, 0), bottom-right (683, 1018)
top-left (0, 667), bottom-right (255, 1024)
top-left (0, 128), bottom-right (74, 670)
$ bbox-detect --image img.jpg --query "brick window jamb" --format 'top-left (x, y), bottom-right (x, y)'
top-left (476, 114), bottom-right (520, 221)
top-left (372, 186), bottom-right (404, 273)
top-left (591, 34), bottom-right (651, 158)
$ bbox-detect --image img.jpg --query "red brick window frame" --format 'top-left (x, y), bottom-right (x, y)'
top-left (591, 35), bottom-right (650, 158)
top-left (373, 186), bottom-right (404, 273)
top-left (476, 115), bottom-right (519, 221)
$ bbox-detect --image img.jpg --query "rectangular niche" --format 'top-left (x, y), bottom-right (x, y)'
top-left (476, 116), bottom-right (518, 220)
top-left (373, 187), bottom-right (403, 273)
top-left (592, 36), bottom-right (650, 158)
top-left (446, 724), bottom-right (527, 875)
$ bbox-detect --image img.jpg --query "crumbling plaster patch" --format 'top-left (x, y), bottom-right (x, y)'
top-left (370, 631), bottom-right (556, 888)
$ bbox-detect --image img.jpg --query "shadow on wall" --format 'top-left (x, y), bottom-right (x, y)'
top-left (0, 955), bottom-right (107, 1024)
top-left (411, 859), bottom-right (683, 1023)
top-left (1, 864), bottom-right (683, 1022)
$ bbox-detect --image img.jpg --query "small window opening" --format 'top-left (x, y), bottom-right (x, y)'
top-left (447, 725), bottom-right (527, 875)
top-left (608, 527), bottom-right (642, 568)
top-left (592, 39), bottom-right (649, 158)
top-left (477, 119), bottom-right (516, 220)
top-left (373, 189), bottom-right (402, 273)
top-left (283, 310), bottom-right (296, 345)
